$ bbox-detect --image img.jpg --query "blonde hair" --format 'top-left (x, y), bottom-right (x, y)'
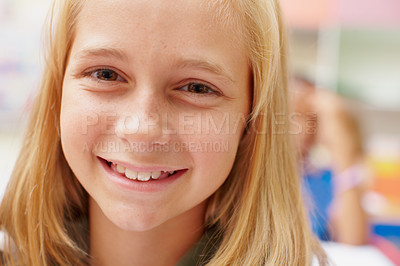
top-left (0, 0), bottom-right (326, 265)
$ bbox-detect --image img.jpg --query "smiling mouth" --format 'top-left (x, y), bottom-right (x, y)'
top-left (102, 159), bottom-right (183, 182)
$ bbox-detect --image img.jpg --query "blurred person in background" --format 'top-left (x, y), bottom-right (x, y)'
top-left (291, 76), bottom-right (369, 245)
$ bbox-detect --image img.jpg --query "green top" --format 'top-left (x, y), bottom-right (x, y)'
top-left (0, 222), bottom-right (222, 266)
top-left (176, 226), bottom-right (222, 266)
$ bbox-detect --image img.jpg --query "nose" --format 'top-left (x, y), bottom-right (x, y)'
top-left (115, 90), bottom-right (171, 149)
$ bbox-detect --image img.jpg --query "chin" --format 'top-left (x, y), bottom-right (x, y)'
top-left (105, 207), bottom-right (167, 232)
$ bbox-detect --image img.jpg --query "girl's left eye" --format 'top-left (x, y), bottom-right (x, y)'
top-left (85, 68), bottom-right (126, 82)
top-left (179, 82), bottom-right (219, 96)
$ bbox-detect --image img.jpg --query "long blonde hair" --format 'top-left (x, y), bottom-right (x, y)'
top-left (0, 0), bottom-right (326, 265)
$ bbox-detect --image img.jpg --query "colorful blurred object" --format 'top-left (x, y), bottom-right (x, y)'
top-left (338, 0), bottom-right (400, 27)
top-left (365, 136), bottom-right (400, 253)
top-left (280, 0), bottom-right (337, 28)
top-left (281, 0), bottom-right (400, 28)
top-left (366, 136), bottom-right (400, 218)
top-left (372, 158), bottom-right (400, 201)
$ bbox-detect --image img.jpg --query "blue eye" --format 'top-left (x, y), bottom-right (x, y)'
top-left (86, 68), bottom-right (126, 82)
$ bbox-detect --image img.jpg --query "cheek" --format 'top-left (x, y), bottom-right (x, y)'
top-left (60, 97), bottom-right (92, 184)
top-left (183, 111), bottom-right (244, 190)
top-left (183, 135), bottom-right (238, 207)
top-left (60, 100), bottom-right (97, 157)
top-left (60, 89), bottom-right (114, 181)
top-left (60, 90), bottom-right (117, 150)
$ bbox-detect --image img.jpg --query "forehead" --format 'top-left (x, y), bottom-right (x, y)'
top-left (74, 0), bottom-right (243, 50)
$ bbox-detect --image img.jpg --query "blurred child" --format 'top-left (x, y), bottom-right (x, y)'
top-left (291, 76), bottom-right (369, 245)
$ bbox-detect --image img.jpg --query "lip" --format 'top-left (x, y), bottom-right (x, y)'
top-left (97, 157), bottom-right (188, 193)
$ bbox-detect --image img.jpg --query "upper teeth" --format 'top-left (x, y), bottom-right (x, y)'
top-left (115, 164), bottom-right (172, 181)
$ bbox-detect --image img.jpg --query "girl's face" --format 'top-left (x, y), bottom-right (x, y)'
top-left (61, 0), bottom-right (251, 231)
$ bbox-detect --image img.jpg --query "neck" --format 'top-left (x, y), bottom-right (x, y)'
top-left (89, 199), bottom-right (206, 266)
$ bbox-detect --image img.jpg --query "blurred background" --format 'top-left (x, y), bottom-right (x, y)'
top-left (280, 0), bottom-right (400, 264)
top-left (0, 0), bottom-right (399, 264)
top-left (0, 0), bottom-right (51, 195)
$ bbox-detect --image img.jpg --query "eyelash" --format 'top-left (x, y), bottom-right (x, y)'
top-left (81, 68), bottom-right (127, 83)
top-left (177, 82), bottom-right (221, 97)
top-left (80, 68), bottom-right (221, 97)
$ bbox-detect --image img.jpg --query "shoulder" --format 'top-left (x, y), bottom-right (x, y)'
top-left (176, 225), bottom-right (222, 266)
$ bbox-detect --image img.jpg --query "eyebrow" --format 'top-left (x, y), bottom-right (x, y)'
top-left (73, 47), bottom-right (236, 83)
top-left (74, 47), bottom-right (129, 62)
top-left (175, 58), bottom-right (236, 84)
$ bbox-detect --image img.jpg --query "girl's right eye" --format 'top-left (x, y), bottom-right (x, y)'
top-left (84, 68), bottom-right (126, 82)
